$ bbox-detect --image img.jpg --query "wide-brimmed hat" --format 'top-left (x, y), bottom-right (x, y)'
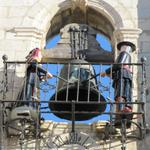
top-left (117, 41), bottom-right (136, 51)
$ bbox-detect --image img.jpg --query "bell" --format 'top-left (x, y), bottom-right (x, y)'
top-left (49, 60), bottom-right (106, 121)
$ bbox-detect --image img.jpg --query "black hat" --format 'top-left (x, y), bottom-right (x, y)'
top-left (117, 41), bottom-right (136, 51)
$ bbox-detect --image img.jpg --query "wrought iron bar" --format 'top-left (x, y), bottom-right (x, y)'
top-left (71, 101), bottom-right (75, 133)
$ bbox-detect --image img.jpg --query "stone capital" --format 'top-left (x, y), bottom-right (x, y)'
top-left (113, 28), bottom-right (142, 46)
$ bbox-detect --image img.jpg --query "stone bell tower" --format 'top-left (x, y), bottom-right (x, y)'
top-left (0, 0), bottom-right (150, 150)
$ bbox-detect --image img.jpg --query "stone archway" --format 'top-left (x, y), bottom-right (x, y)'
top-left (45, 1), bottom-right (117, 41)
top-left (21, 0), bottom-right (125, 51)
top-left (3, 0), bottom-right (142, 60)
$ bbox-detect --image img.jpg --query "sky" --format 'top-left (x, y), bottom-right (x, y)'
top-left (40, 34), bottom-right (114, 124)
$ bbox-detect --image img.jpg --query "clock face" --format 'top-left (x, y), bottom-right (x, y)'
top-left (46, 132), bottom-right (101, 149)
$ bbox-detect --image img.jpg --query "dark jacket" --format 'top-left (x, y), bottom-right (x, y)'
top-left (27, 63), bottom-right (48, 80)
top-left (105, 51), bottom-right (132, 80)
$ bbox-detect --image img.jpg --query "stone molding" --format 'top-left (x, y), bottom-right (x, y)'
top-left (114, 28), bottom-right (142, 45)
top-left (7, 27), bottom-right (44, 39)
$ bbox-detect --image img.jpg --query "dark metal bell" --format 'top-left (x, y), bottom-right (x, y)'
top-left (49, 60), bottom-right (106, 121)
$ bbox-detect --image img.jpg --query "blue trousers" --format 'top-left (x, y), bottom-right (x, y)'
top-left (26, 72), bottom-right (39, 107)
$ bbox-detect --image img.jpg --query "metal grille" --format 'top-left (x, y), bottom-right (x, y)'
top-left (0, 59), bottom-right (147, 150)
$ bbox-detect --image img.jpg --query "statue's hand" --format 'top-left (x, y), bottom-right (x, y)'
top-left (100, 72), bottom-right (106, 77)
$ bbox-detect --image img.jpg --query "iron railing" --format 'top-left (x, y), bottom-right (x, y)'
top-left (0, 59), bottom-right (147, 150)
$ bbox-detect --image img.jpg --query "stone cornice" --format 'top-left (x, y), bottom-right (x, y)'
top-left (114, 28), bottom-right (142, 39)
top-left (7, 27), bottom-right (44, 39)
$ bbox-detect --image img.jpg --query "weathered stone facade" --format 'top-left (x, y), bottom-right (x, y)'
top-left (0, 0), bottom-right (150, 149)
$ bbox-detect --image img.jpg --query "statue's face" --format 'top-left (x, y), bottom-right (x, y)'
top-left (120, 45), bottom-right (132, 53)
top-left (26, 48), bottom-right (42, 62)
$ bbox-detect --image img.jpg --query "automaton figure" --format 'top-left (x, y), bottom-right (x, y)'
top-left (100, 41), bottom-right (136, 115)
top-left (7, 48), bottom-right (53, 137)
top-left (19, 48), bottom-right (53, 107)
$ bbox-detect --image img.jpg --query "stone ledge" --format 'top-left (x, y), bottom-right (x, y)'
top-left (7, 27), bottom-right (44, 39)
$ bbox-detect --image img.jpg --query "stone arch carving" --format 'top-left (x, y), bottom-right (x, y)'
top-left (23, 0), bottom-right (124, 29)
top-left (87, 0), bottom-right (123, 28)
top-left (21, 0), bottom-right (125, 46)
